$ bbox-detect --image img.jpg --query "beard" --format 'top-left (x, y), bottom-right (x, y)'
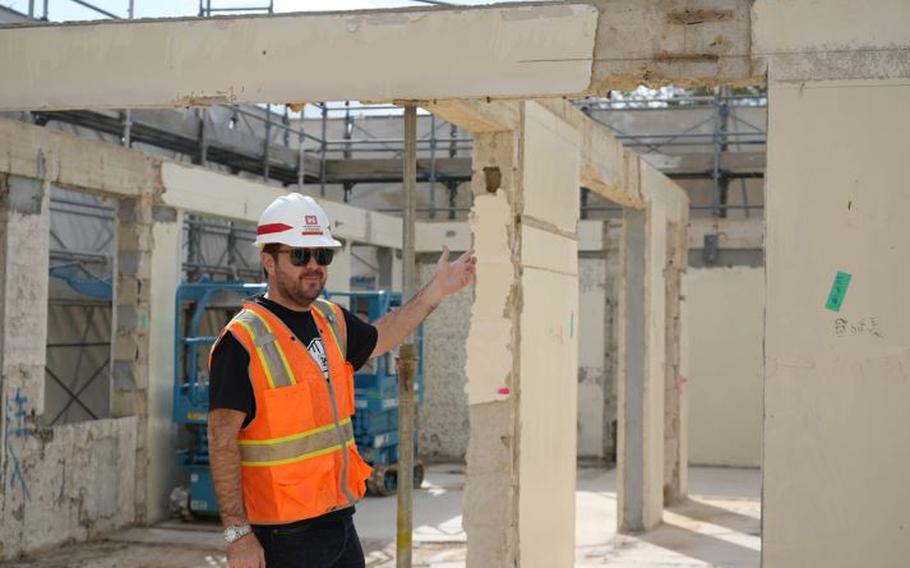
top-left (274, 267), bottom-right (326, 307)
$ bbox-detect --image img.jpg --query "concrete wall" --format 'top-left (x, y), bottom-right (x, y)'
top-left (0, 176), bottom-right (138, 559)
top-left (756, 1), bottom-right (910, 564)
top-left (762, 77), bottom-right (910, 567)
top-left (418, 260), bottom-right (471, 460)
top-left (516, 102), bottom-right (580, 568)
top-left (577, 255), bottom-right (608, 460)
top-left (686, 267), bottom-right (763, 467)
top-left (462, 102), bottom-right (580, 567)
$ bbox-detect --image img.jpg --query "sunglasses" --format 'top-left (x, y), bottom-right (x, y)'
top-left (274, 248), bottom-right (334, 267)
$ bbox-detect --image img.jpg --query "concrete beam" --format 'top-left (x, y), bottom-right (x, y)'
top-left (324, 157), bottom-right (471, 184)
top-left (0, 2), bottom-right (761, 111)
top-left (590, 0), bottom-right (759, 91)
top-left (0, 4), bottom-right (598, 111)
top-left (158, 162), bottom-right (403, 249)
top-left (423, 100), bottom-right (520, 134)
top-left (0, 117), bottom-right (412, 250)
top-left (753, 0), bottom-right (910, 82)
top-left (0, 116), bottom-right (156, 198)
top-left (538, 99), bottom-right (645, 208)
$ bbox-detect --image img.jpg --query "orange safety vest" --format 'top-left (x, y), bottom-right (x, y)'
top-left (209, 298), bottom-right (373, 525)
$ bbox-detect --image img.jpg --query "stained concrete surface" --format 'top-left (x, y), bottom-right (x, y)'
top-left (1, 465), bottom-right (759, 567)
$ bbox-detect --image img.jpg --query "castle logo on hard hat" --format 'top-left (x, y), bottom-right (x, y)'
top-left (301, 215), bottom-right (324, 236)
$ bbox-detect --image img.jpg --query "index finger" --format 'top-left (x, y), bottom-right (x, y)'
top-left (455, 248), bottom-right (476, 263)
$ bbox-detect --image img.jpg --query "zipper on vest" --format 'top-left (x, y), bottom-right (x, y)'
top-left (319, 329), bottom-right (356, 505)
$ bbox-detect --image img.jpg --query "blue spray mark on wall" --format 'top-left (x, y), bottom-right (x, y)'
top-left (4, 388), bottom-right (32, 502)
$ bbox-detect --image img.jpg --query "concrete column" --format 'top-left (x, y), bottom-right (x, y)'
top-left (662, 220), bottom-right (687, 504)
top-left (464, 102), bottom-right (579, 568)
top-left (377, 247), bottom-right (401, 293)
top-left (0, 174), bottom-right (50, 545)
top-left (617, 203), bottom-right (667, 532)
top-left (110, 190), bottom-right (182, 523)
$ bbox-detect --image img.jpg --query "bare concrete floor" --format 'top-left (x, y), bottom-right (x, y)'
top-left (0, 465), bottom-right (760, 567)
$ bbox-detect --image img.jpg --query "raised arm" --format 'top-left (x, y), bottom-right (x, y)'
top-left (371, 246), bottom-right (476, 358)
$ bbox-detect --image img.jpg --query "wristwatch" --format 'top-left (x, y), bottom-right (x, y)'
top-left (224, 523), bottom-right (252, 544)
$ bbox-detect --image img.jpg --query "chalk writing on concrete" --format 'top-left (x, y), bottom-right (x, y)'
top-left (834, 316), bottom-right (883, 339)
top-left (4, 388), bottom-right (32, 502)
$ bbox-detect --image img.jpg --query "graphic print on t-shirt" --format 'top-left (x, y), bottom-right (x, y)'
top-left (307, 337), bottom-right (330, 380)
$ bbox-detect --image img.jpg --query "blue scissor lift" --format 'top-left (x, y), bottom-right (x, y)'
top-left (172, 282), bottom-right (423, 517)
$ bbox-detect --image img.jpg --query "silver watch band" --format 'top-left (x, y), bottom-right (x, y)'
top-left (224, 523), bottom-right (252, 544)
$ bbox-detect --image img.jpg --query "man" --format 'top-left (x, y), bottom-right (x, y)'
top-left (207, 193), bottom-right (476, 568)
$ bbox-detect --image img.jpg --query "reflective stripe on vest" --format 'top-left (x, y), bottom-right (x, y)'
top-left (311, 298), bottom-right (347, 359)
top-left (231, 309), bottom-right (295, 388)
top-left (239, 419), bottom-right (355, 467)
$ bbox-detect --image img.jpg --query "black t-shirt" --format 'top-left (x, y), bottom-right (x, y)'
top-left (208, 296), bottom-right (378, 428)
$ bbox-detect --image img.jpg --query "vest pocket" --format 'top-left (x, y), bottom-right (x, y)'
top-left (345, 444), bottom-right (373, 500)
top-left (261, 382), bottom-right (316, 438)
top-left (274, 455), bottom-right (338, 520)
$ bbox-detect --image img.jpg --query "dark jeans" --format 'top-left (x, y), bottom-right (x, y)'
top-left (252, 511), bottom-right (365, 568)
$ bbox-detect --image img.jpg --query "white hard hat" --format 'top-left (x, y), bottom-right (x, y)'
top-left (253, 193), bottom-right (342, 249)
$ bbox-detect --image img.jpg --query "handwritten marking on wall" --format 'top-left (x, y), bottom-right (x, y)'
top-left (825, 271), bottom-right (852, 312)
top-left (548, 325), bottom-right (565, 345)
top-left (4, 388), bottom-right (32, 502)
top-left (834, 316), bottom-right (883, 339)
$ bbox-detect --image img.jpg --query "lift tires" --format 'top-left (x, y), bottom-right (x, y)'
top-left (168, 486), bottom-right (193, 521)
top-left (413, 463), bottom-right (425, 489)
top-left (366, 463), bottom-right (424, 496)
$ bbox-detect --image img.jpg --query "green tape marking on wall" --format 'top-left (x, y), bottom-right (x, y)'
top-left (825, 271), bottom-right (852, 312)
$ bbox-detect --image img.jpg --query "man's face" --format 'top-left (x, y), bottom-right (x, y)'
top-left (264, 248), bottom-right (329, 307)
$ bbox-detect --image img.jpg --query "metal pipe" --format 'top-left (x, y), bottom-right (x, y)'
top-left (428, 114), bottom-right (437, 219)
top-left (199, 108), bottom-right (209, 166)
top-left (322, 137), bottom-right (473, 145)
top-left (320, 104), bottom-right (328, 197)
top-left (204, 6), bottom-right (276, 11)
top-left (128, 0), bottom-right (134, 19)
top-left (397, 104), bottom-right (418, 568)
top-left (263, 103), bottom-right (272, 181)
top-left (297, 123), bottom-right (306, 189)
top-left (122, 110), bottom-right (132, 147)
top-left (613, 132), bottom-right (762, 140)
top-left (67, 0), bottom-right (122, 19)
top-left (313, 146), bottom-right (473, 155)
top-left (28, 0), bottom-right (35, 18)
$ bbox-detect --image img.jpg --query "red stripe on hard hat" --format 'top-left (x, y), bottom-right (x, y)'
top-left (257, 223), bottom-right (293, 235)
top-left (301, 231), bottom-right (324, 236)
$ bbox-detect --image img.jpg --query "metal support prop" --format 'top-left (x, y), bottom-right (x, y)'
top-left (122, 110), bottom-right (132, 147)
top-left (429, 114), bottom-right (437, 219)
top-left (263, 104), bottom-right (272, 181)
top-left (396, 104), bottom-right (418, 568)
top-left (320, 104), bottom-right (328, 197)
